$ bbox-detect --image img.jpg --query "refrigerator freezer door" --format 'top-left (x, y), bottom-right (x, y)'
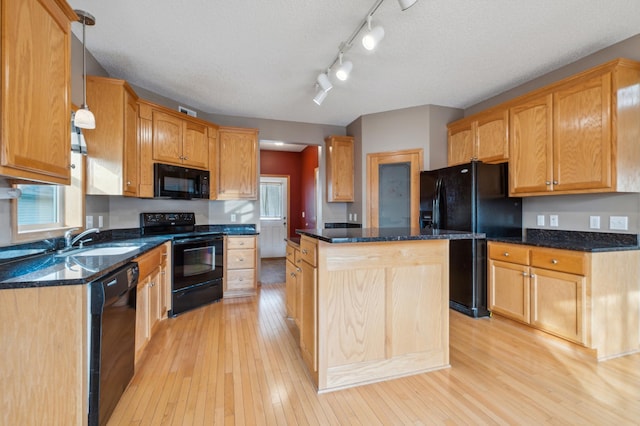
top-left (449, 238), bottom-right (489, 317)
top-left (437, 163), bottom-right (474, 232)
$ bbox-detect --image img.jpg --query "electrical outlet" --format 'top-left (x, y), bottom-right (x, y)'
top-left (86, 216), bottom-right (93, 228)
top-left (353, 213), bottom-right (357, 222)
top-left (301, 211), bottom-right (305, 218)
top-left (589, 216), bottom-right (601, 229)
top-left (98, 215), bottom-right (103, 228)
top-left (348, 213), bottom-right (353, 221)
top-left (230, 214), bottom-right (237, 222)
top-left (609, 216), bottom-right (628, 230)
top-left (536, 215), bottom-right (545, 226)
top-left (549, 215), bottom-right (559, 227)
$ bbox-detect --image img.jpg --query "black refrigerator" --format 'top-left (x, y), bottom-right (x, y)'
top-left (420, 161), bottom-right (522, 317)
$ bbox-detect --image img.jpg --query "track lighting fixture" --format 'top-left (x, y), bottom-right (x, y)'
top-left (397, 0), bottom-right (418, 11)
top-left (311, 0), bottom-right (417, 106)
top-left (362, 16), bottom-right (385, 51)
top-left (335, 53), bottom-right (353, 81)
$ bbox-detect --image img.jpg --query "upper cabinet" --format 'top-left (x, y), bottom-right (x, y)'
top-left (216, 126), bottom-right (258, 200)
top-left (325, 135), bottom-right (355, 202)
top-left (0, 0), bottom-right (77, 184)
top-left (509, 59), bottom-right (640, 196)
top-left (151, 109), bottom-right (209, 170)
top-left (84, 76), bottom-right (139, 196)
top-left (447, 107), bottom-right (509, 166)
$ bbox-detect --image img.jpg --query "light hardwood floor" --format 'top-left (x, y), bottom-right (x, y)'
top-left (109, 280), bottom-right (640, 425)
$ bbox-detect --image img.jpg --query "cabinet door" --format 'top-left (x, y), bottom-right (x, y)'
top-left (300, 260), bottom-right (317, 373)
top-left (135, 278), bottom-right (150, 363)
top-left (152, 110), bottom-right (184, 165)
top-left (489, 260), bottom-right (530, 323)
top-left (326, 136), bottom-right (354, 202)
top-left (0, 0), bottom-right (73, 184)
top-left (509, 94), bottom-right (553, 195)
top-left (123, 90), bottom-right (139, 196)
top-left (218, 127), bottom-right (258, 199)
top-left (553, 72), bottom-right (612, 191)
top-left (530, 268), bottom-right (586, 344)
top-left (148, 268), bottom-right (162, 334)
top-left (447, 121), bottom-right (475, 166)
top-left (285, 259), bottom-right (297, 319)
top-left (476, 109), bottom-right (508, 163)
top-left (182, 121), bottom-right (209, 169)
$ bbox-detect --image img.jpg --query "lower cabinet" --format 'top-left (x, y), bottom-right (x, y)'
top-left (224, 235), bottom-right (258, 297)
top-left (298, 236), bottom-right (318, 374)
top-left (285, 242), bottom-right (299, 320)
top-left (488, 241), bottom-right (640, 359)
top-left (134, 243), bottom-right (169, 365)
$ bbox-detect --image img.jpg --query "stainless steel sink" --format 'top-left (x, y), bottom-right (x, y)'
top-left (73, 246), bottom-right (143, 256)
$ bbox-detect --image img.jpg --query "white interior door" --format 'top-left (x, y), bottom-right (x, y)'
top-left (259, 176), bottom-right (288, 258)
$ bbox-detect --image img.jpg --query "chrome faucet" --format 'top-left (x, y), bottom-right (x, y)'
top-left (65, 227), bottom-right (100, 249)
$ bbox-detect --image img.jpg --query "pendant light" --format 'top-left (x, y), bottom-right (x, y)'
top-left (74, 10), bottom-right (96, 129)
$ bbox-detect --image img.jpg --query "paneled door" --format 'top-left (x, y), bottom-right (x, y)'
top-left (259, 176), bottom-right (288, 258)
top-left (366, 149), bottom-right (423, 228)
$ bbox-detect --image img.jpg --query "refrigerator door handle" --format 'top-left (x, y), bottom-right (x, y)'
top-left (433, 178), bottom-right (442, 229)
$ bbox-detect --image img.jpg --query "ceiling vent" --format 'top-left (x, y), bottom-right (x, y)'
top-left (178, 106), bottom-right (197, 117)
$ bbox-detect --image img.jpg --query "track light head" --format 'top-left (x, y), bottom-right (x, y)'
top-left (362, 25), bottom-right (385, 50)
top-left (397, 0), bottom-right (418, 11)
top-left (313, 86), bottom-right (328, 106)
top-left (335, 53), bottom-right (353, 81)
top-left (316, 73), bottom-right (333, 92)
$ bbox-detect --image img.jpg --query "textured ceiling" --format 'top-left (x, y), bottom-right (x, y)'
top-left (68, 0), bottom-right (640, 127)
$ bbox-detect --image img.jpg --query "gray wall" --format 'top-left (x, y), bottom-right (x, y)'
top-left (465, 33), bottom-right (640, 234)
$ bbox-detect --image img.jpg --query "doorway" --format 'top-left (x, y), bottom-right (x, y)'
top-left (366, 149), bottom-right (423, 228)
top-left (259, 176), bottom-right (288, 258)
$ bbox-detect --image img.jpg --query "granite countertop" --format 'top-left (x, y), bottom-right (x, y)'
top-left (296, 227), bottom-right (485, 244)
top-left (0, 223), bottom-right (259, 289)
top-left (489, 229), bottom-right (640, 252)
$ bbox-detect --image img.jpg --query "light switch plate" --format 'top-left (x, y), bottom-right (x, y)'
top-left (98, 215), bottom-right (104, 228)
top-left (610, 216), bottom-right (628, 230)
top-left (230, 214), bottom-right (237, 222)
top-left (549, 215), bottom-right (559, 227)
top-left (589, 216), bottom-right (600, 229)
top-left (536, 215), bottom-right (545, 226)
top-left (86, 216), bottom-right (93, 228)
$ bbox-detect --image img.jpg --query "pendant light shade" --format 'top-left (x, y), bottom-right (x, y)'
top-left (398, 0), bottom-right (418, 11)
top-left (74, 10), bottom-right (96, 129)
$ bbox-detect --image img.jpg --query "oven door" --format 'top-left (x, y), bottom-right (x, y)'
top-left (172, 236), bottom-right (223, 290)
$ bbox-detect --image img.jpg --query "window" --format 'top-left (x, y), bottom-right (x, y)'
top-left (260, 181), bottom-right (283, 220)
top-left (12, 151), bottom-right (84, 241)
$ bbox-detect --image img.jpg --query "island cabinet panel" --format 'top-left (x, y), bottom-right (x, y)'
top-left (0, 285), bottom-right (88, 425)
top-left (316, 239), bottom-right (449, 392)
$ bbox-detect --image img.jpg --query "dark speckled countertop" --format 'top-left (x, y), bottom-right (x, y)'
top-left (0, 224), bottom-right (258, 289)
top-left (296, 227), bottom-right (484, 244)
top-left (489, 229), bottom-right (640, 252)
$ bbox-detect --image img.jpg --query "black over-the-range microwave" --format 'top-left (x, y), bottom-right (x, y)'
top-left (154, 163), bottom-right (210, 199)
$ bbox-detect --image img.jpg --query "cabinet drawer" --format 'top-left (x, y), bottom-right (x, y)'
top-left (135, 246), bottom-right (162, 280)
top-left (227, 249), bottom-right (255, 269)
top-left (286, 243), bottom-right (296, 264)
top-left (226, 269), bottom-right (255, 291)
top-left (227, 236), bottom-right (256, 250)
top-left (489, 242), bottom-right (529, 265)
top-left (531, 248), bottom-right (586, 275)
top-left (300, 237), bottom-right (317, 267)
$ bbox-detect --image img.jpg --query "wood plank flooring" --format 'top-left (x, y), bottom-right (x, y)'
top-left (109, 276), bottom-right (640, 425)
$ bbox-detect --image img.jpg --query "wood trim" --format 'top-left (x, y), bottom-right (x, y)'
top-left (366, 148), bottom-right (423, 228)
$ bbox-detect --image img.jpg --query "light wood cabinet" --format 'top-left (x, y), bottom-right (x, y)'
top-left (488, 241), bottom-right (640, 360)
top-left (152, 109), bottom-right (209, 169)
top-left (0, 0), bottom-right (77, 184)
top-left (299, 236), bottom-right (318, 375)
top-left (325, 135), bottom-right (355, 202)
top-left (285, 241), bottom-right (301, 323)
top-left (217, 126), bottom-right (258, 200)
top-left (134, 243), bottom-right (168, 364)
top-left (84, 76), bottom-right (140, 196)
top-left (509, 59), bottom-right (640, 196)
top-left (224, 235), bottom-right (258, 297)
top-left (447, 108), bottom-right (509, 166)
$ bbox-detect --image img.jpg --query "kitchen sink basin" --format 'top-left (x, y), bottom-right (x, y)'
top-left (73, 246), bottom-right (143, 256)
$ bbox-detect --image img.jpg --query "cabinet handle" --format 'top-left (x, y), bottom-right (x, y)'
top-left (545, 181), bottom-right (551, 185)
top-left (503, 252), bottom-right (509, 257)
top-left (296, 268), bottom-right (301, 273)
top-left (127, 180), bottom-right (131, 186)
top-left (522, 272), bottom-right (529, 277)
top-left (551, 259), bottom-right (558, 264)
top-left (296, 259), bottom-right (301, 264)
top-left (530, 273), bottom-right (536, 278)
top-left (239, 242), bottom-right (245, 245)
top-left (290, 272), bottom-right (295, 277)
top-left (183, 157), bottom-right (188, 160)
top-left (302, 249), bottom-right (308, 255)
top-left (553, 180), bottom-right (558, 185)
top-left (69, 164), bottom-right (76, 169)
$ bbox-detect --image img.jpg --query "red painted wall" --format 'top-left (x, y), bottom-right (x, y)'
top-left (260, 150), bottom-right (304, 237)
top-left (301, 146), bottom-right (319, 229)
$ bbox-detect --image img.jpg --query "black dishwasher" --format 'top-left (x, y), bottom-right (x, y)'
top-left (88, 262), bottom-right (139, 426)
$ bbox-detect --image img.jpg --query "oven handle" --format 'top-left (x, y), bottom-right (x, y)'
top-left (173, 236), bottom-right (223, 245)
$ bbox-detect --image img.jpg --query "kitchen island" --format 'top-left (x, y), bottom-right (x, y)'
top-left (294, 227), bottom-right (484, 392)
